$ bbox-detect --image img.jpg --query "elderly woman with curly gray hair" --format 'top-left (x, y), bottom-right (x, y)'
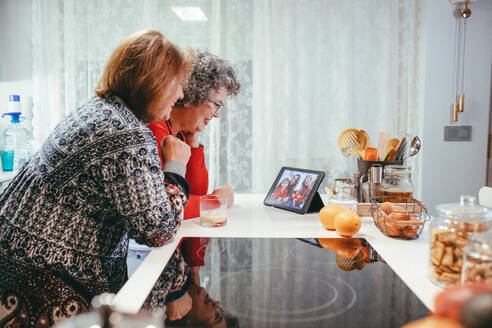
top-left (147, 51), bottom-right (240, 284)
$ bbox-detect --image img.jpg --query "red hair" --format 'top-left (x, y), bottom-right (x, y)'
top-left (95, 30), bottom-right (192, 119)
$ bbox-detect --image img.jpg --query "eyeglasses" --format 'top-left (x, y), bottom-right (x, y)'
top-left (211, 305), bottom-right (225, 325)
top-left (209, 100), bottom-right (224, 116)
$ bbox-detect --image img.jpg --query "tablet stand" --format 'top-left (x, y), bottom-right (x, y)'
top-left (306, 191), bottom-right (324, 213)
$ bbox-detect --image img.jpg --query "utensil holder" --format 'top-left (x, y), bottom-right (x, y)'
top-left (357, 159), bottom-right (403, 178)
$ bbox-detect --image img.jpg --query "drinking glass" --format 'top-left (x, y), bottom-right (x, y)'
top-left (200, 195), bottom-right (227, 227)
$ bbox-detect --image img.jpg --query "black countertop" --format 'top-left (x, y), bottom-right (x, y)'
top-left (198, 238), bottom-right (427, 328)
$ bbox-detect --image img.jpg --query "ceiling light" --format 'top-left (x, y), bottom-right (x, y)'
top-left (171, 7), bottom-right (208, 22)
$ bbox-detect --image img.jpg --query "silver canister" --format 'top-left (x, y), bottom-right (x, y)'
top-left (369, 165), bottom-right (382, 202)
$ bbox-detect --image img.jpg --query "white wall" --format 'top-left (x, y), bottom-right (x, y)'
top-left (0, 0), bottom-right (33, 116)
top-left (421, 0), bottom-right (492, 213)
top-left (0, 0), bottom-right (32, 81)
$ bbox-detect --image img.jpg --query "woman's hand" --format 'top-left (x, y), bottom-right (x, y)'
top-left (182, 132), bottom-right (200, 148)
top-left (166, 292), bottom-right (192, 321)
top-left (211, 185), bottom-right (234, 208)
top-left (161, 135), bottom-right (191, 165)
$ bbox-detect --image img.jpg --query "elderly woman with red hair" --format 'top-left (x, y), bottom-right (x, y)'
top-left (0, 30), bottom-right (194, 326)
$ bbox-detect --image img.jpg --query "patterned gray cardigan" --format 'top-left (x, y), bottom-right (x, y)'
top-left (0, 96), bottom-right (190, 327)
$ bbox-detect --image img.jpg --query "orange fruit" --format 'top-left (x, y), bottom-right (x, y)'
top-left (388, 211), bottom-right (409, 221)
top-left (318, 204), bottom-right (343, 230)
top-left (391, 205), bottom-right (409, 220)
top-left (380, 202), bottom-right (394, 214)
top-left (318, 238), bottom-right (338, 251)
top-left (334, 210), bottom-right (361, 237)
top-left (384, 221), bottom-right (400, 237)
top-left (334, 238), bottom-right (362, 258)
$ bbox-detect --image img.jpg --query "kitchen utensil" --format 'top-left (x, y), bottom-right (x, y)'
top-left (409, 136), bottom-right (421, 157)
top-left (369, 165), bottom-right (383, 202)
top-left (363, 147), bottom-right (378, 161)
top-left (393, 137), bottom-right (406, 161)
top-left (385, 138), bottom-right (400, 153)
top-left (356, 159), bottom-right (403, 178)
top-left (395, 139), bottom-right (408, 161)
top-left (377, 132), bottom-right (392, 161)
top-left (383, 148), bottom-right (395, 161)
top-left (354, 171), bottom-right (361, 203)
top-left (406, 136), bottom-right (421, 159)
top-left (359, 130), bottom-right (373, 149)
top-left (338, 129), bottom-right (365, 157)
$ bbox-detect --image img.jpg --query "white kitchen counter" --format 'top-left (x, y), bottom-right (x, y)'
top-left (114, 194), bottom-right (442, 314)
top-left (0, 170), bottom-right (16, 183)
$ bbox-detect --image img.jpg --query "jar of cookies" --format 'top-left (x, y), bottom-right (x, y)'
top-left (462, 231), bottom-right (492, 284)
top-left (430, 195), bottom-right (492, 287)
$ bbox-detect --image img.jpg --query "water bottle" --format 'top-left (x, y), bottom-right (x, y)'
top-left (8, 95), bottom-right (22, 113)
top-left (1, 112), bottom-right (32, 171)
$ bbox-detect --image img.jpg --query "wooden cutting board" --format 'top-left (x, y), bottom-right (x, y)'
top-left (377, 132), bottom-right (392, 161)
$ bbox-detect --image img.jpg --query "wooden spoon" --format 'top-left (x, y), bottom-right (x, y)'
top-left (377, 132), bottom-right (392, 161)
top-left (385, 138), bottom-right (400, 153)
top-left (359, 130), bottom-right (373, 149)
top-left (338, 129), bottom-right (365, 157)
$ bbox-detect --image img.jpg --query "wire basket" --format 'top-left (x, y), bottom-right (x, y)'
top-left (370, 196), bottom-right (430, 240)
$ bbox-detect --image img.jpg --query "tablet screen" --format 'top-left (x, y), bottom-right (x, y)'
top-left (264, 167), bottom-right (325, 214)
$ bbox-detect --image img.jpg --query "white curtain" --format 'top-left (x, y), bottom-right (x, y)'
top-left (252, 0), bottom-right (426, 192)
top-left (32, 0), bottom-right (425, 194)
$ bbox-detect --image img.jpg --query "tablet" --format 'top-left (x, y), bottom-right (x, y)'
top-left (263, 167), bottom-right (325, 214)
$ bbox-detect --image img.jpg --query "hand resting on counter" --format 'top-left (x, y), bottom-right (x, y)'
top-left (212, 185), bottom-right (234, 208)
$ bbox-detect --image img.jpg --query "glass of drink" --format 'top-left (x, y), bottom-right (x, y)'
top-left (1, 150), bottom-right (14, 171)
top-left (200, 195), bottom-right (227, 227)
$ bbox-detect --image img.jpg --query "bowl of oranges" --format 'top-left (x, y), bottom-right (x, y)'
top-left (370, 196), bottom-right (430, 240)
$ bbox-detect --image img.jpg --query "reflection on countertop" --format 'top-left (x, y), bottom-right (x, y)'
top-left (197, 238), bottom-right (427, 328)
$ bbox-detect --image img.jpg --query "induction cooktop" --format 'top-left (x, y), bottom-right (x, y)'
top-left (198, 238), bottom-right (427, 328)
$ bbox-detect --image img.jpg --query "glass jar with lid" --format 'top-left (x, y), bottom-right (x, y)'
top-left (379, 165), bottom-right (413, 202)
top-left (429, 195), bottom-right (492, 287)
top-left (462, 231), bottom-right (492, 284)
top-left (328, 181), bottom-right (357, 211)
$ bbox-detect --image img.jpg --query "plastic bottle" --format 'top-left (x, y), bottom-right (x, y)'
top-left (1, 112), bottom-right (32, 171)
top-left (0, 95), bottom-right (22, 151)
top-left (8, 95), bottom-right (22, 113)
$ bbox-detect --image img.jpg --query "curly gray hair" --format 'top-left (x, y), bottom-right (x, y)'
top-left (175, 51), bottom-right (240, 107)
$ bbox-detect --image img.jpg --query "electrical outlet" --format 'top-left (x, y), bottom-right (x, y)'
top-left (444, 125), bottom-right (472, 141)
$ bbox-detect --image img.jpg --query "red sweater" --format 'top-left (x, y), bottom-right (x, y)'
top-left (147, 120), bottom-right (209, 266)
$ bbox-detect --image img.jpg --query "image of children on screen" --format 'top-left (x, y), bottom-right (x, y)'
top-left (271, 170), bottom-right (317, 209)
